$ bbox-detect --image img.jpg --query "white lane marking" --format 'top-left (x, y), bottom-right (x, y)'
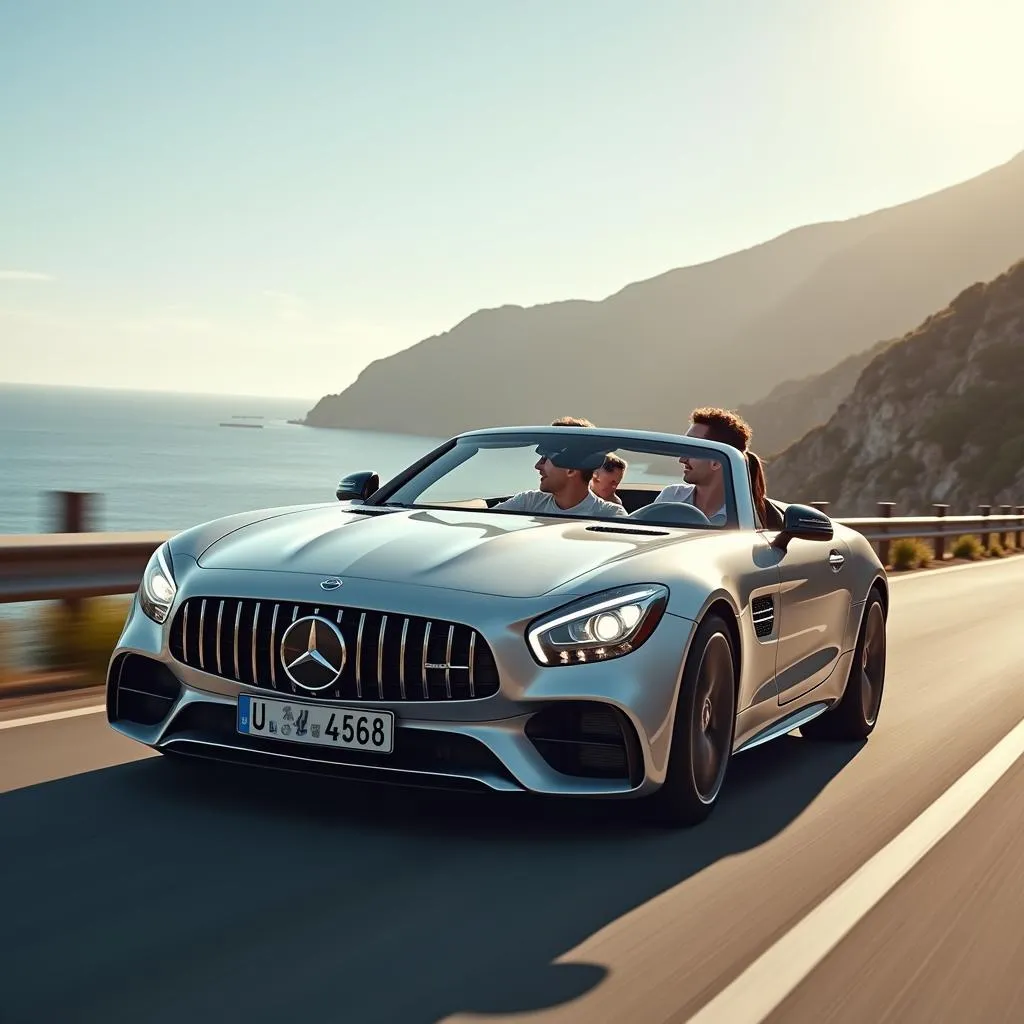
top-left (0, 704), bottom-right (106, 730)
top-left (683, 713), bottom-right (1024, 1024)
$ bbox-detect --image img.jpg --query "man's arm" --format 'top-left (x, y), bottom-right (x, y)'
top-left (492, 492), bottom-right (530, 512)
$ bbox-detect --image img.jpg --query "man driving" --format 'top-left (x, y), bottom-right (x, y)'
top-left (493, 439), bottom-right (628, 518)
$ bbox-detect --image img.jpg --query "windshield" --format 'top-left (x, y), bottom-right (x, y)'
top-left (372, 430), bottom-right (741, 528)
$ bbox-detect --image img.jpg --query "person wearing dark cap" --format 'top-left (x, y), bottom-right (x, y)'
top-left (492, 434), bottom-right (627, 518)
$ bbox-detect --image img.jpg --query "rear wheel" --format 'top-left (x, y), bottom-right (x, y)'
top-left (648, 613), bottom-right (737, 827)
top-left (802, 590), bottom-right (886, 741)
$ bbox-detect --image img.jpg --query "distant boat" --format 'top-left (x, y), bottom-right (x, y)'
top-left (231, 414), bottom-right (265, 419)
top-left (219, 421), bottom-right (264, 429)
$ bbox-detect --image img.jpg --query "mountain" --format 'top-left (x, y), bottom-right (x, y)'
top-left (765, 257), bottom-right (1024, 516)
top-left (737, 338), bottom-right (893, 458)
top-left (303, 150), bottom-right (1024, 438)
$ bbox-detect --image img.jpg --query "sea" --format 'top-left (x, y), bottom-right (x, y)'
top-left (0, 382), bottom-right (444, 665)
top-left (1, 383), bottom-right (443, 535)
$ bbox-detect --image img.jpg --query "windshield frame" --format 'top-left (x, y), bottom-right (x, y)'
top-left (365, 426), bottom-right (758, 531)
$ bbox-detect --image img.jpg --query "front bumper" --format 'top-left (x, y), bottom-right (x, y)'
top-left (106, 575), bottom-right (698, 799)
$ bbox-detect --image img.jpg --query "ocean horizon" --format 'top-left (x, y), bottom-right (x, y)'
top-left (1, 382), bottom-right (443, 535)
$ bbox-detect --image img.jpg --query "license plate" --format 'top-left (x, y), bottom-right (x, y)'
top-left (237, 694), bottom-right (394, 754)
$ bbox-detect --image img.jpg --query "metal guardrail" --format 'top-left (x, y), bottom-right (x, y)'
top-left (0, 493), bottom-right (1022, 605)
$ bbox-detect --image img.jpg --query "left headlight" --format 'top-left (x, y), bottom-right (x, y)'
top-left (526, 584), bottom-right (668, 666)
top-left (139, 543), bottom-right (177, 623)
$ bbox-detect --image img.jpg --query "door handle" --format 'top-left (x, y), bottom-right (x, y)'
top-left (828, 550), bottom-right (845, 572)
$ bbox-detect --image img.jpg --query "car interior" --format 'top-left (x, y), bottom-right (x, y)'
top-left (464, 484), bottom-right (788, 531)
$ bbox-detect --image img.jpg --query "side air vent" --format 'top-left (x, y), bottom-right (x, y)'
top-left (751, 595), bottom-right (775, 639)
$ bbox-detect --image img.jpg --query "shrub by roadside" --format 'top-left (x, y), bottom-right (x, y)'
top-left (0, 597), bottom-right (132, 689)
top-left (951, 535), bottom-right (985, 560)
top-left (889, 537), bottom-right (934, 571)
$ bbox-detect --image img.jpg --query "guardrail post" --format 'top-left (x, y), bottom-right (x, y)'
top-left (999, 505), bottom-right (1012, 548)
top-left (877, 502), bottom-right (895, 565)
top-left (52, 491), bottom-right (96, 617)
top-left (932, 504), bottom-right (949, 561)
top-left (978, 504), bottom-right (992, 549)
top-left (1017, 506), bottom-right (1024, 550)
top-left (54, 490), bottom-right (94, 534)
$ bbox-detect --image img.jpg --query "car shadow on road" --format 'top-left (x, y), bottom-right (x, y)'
top-left (0, 736), bottom-right (864, 1024)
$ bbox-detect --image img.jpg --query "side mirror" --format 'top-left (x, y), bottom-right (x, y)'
top-left (772, 503), bottom-right (834, 550)
top-left (336, 471), bottom-right (380, 502)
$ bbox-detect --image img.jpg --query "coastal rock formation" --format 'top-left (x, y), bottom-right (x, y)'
top-left (766, 258), bottom-right (1024, 516)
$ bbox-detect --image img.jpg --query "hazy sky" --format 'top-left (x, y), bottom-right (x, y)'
top-left (2, 0), bottom-right (1022, 402)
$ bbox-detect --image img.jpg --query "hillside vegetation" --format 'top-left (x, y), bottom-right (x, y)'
top-left (766, 257), bottom-right (1024, 516)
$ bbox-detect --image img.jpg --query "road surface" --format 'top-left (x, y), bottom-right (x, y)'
top-left (2, 557), bottom-right (1023, 1024)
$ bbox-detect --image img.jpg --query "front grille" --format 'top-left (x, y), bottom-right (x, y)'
top-left (168, 597), bottom-right (499, 702)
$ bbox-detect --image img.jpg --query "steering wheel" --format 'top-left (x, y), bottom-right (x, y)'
top-left (627, 501), bottom-right (712, 527)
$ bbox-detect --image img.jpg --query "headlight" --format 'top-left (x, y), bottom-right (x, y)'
top-left (526, 584), bottom-right (668, 666)
top-left (139, 543), bottom-right (177, 623)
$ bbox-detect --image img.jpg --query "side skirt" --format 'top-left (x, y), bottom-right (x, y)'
top-left (733, 700), bottom-right (833, 755)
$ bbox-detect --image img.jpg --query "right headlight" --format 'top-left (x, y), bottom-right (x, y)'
top-left (139, 542), bottom-right (177, 623)
top-left (526, 584), bottom-right (669, 666)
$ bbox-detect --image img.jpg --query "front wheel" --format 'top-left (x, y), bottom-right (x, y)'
top-left (647, 614), bottom-right (737, 827)
top-left (802, 590), bottom-right (887, 742)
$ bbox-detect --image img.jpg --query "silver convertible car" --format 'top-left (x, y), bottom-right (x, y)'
top-left (106, 425), bottom-right (889, 826)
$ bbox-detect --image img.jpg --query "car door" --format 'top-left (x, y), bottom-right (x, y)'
top-left (766, 532), bottom-right (854, 706)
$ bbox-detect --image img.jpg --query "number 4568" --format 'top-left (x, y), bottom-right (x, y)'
top-left (323, 711), bottom-right (386, 747)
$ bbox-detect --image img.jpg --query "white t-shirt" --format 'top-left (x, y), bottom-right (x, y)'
top-left (653, 483), bottom-right (726, 525)
top-left (493, 489), bottom-right (628, 518)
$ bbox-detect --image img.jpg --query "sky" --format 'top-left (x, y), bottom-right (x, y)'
top-left (2, 0), bottom-right (1023, 402)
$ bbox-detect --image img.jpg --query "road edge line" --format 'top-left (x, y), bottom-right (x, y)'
top-left (0, 704), bottom-right (106, 730)
top-left (682, 713), bottom-right (1024, 1023)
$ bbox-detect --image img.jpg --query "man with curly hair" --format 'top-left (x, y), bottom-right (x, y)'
top-left (655, 407), bottom-right (767, 526)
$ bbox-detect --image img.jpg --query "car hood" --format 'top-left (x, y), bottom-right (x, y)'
top-left (195, 505), bottom-right (700, 598)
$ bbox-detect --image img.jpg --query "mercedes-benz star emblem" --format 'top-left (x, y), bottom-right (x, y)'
top-left (279, 615), bottom-right (347, 692)
top-left (319, 577), bottom-right (343, 591)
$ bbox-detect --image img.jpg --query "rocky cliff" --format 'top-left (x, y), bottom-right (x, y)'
top-left (304, 150), bottom-right (1024, 439)
top-left (765, 258), bottom-right (1024, 516)
top-left (737, 339), bottom-right (892, 458)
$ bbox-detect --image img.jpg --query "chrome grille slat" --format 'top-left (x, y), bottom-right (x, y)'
top-left (170, 597), bottom-right (498, 703)
top-left (376, 615), bottom-right (387, 700)
top-left (355, 612), bottom-right (366, 698)
top-left (182, 601), bottom-right (189, 666)
top-left (421, 621), bottom-right (432, 699)
top-left (251, 602), bottom-right (260, 684)
top-left (198, 599), bottom-right (207, 670)
top-left (444, 624), bottom-right (454, 699)
top-left (398, 618), bottom-right (409, 700)
top-left (215, 600), bottom-right (225, 675)
top-left (269, 604), bottom-right (279, 688)
top-left (233, 602), bottom-right (243, 681)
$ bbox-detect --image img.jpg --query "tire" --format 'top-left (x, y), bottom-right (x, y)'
top-left (647, 613), bottom-right (737, 827)
top-left (801, 590), bottom-right (887, 742)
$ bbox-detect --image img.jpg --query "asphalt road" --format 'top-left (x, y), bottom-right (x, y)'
top-left (2, 557), bottom-right (1023, 1024)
